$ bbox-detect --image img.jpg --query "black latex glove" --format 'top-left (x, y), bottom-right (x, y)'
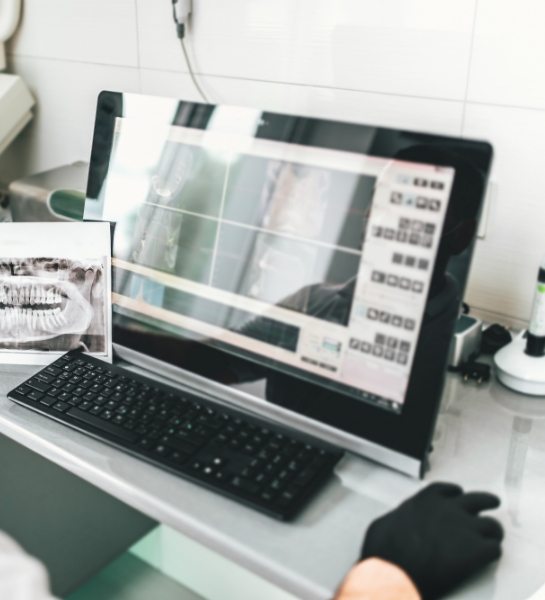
top-left (361, 482), bottom-right (504, 600)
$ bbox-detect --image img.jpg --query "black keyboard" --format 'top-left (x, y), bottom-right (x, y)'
top-left (8, 350), bottom-right (343, 520)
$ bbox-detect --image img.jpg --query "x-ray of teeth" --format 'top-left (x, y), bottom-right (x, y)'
top-left (0, 258), bottom-right (105, 352)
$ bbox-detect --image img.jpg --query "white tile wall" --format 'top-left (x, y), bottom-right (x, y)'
top-left (138, 0), bottom-right (476, 100)
top-left (10, 0), bottom-right (139, 67)
top-left (468, 0), bottom-right (545, 109)
top-left (463, 103), bottom-right (545, 322)
top-left (1, 0), bottom-right (544, 323)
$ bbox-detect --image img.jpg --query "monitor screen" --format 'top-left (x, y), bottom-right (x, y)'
top-left (85, 92), bottom-right (493, 474)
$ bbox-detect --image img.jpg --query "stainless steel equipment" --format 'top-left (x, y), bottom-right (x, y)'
top-left (8, 161), bottom-right (87, 222)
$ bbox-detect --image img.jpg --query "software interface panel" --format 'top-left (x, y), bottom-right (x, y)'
top-left (92, 116), bottom-right (454, 413)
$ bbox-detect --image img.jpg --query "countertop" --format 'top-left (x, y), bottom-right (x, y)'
top-left (1, 363), bottom-right (544, 599)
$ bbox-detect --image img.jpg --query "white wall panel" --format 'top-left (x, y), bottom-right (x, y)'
top-left (463, 104), bottom-right (545, 323)
top-left (137, 0), bottom-right (476, 100)
top-left (468, 0), bottom-right (545, 109)
top-left (8, 0), bottom-right (138, 67)
top-left (1, 0), bottom-right (543, 324)
top-left (0, 57), bottom-right (140, 183)
top-left (141, 69), bottom-right (464, 135)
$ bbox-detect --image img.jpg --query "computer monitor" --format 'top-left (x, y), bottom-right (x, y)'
top-left (84, 92), bottom-right (493, 477)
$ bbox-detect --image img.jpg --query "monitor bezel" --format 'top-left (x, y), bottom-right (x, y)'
top-left (86, 91), bottom-right (493, 477)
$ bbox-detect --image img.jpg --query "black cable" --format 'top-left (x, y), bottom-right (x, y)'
top-left (171, 1), bottom-right (210, 104)
top-left (179, 37), bottom-right (210, 104)
top-left (448, 360), bottom-right (491, 384)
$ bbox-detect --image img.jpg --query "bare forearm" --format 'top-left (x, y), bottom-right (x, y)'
top-left (335, 558), bottom-right (421, 600)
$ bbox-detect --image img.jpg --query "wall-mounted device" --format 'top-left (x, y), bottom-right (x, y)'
top-left (495, 257), bottom-right (545, 395)
top-left (170, 0), bottom-right (209, 102)
top-left (0, 0), bottom-right (34, 154)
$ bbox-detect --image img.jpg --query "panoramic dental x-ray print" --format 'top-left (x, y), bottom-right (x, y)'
top-left (0, 258), bottom-right (106, 353)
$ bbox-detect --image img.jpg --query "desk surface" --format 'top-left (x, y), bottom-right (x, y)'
top-left (1, 363), bottom-right (544, 600)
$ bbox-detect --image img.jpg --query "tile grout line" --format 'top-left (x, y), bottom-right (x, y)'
top-left (133, 0), bottom-right (143, 93)
top-left (6, 51), bottom-right (545, 115)
top-left (460, 0), bottom-right (481, 136)
top-left (5, 52), bottom-right (461, 104)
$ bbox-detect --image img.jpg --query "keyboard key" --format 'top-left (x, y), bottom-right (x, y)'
top-left (167, 438), bottom-right (195, 454)
top-left (147, 429), bottom-right (161, 440)
top-left (66, 395), bottom-right (81, 406)
top-left (279, 492), bottom-right (296, 507)
top-left (67, 407), bottom-right (138, 443)
top-left (176, 430), bottom-right (205, 447)
top-left (14, 385), bottom-right (31, 396)
top-left (44, 366), bottom-right (62, 376)
top-left (261, 491), bottom-right (275, 503)
top-left (231, 477), bottom-right (260, 496)
top-left (254, 473), bottom-right (268, 485)
top-left (35, 372), bottom-right (56, 384)
top-left (169, 451), bottom-right (190, 465)
top-left (53, 401), bottom-right (70, 413)
top-left (272, 454), bottom-right (284, 465)
top-left (153, 445), bottom-right (171, 457)
top-left (40, 396), bottom-right (57, 407)
top-left (295, 468), bottom-right (317, 486)
top-left (277, 469), bottom-right (290, 481)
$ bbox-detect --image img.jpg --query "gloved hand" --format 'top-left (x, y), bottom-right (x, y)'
top-left (360, 482), bottom-right (504, 600)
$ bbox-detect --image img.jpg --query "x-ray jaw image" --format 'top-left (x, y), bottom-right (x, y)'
top-left (0, 258), bottom-right (106, 353)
